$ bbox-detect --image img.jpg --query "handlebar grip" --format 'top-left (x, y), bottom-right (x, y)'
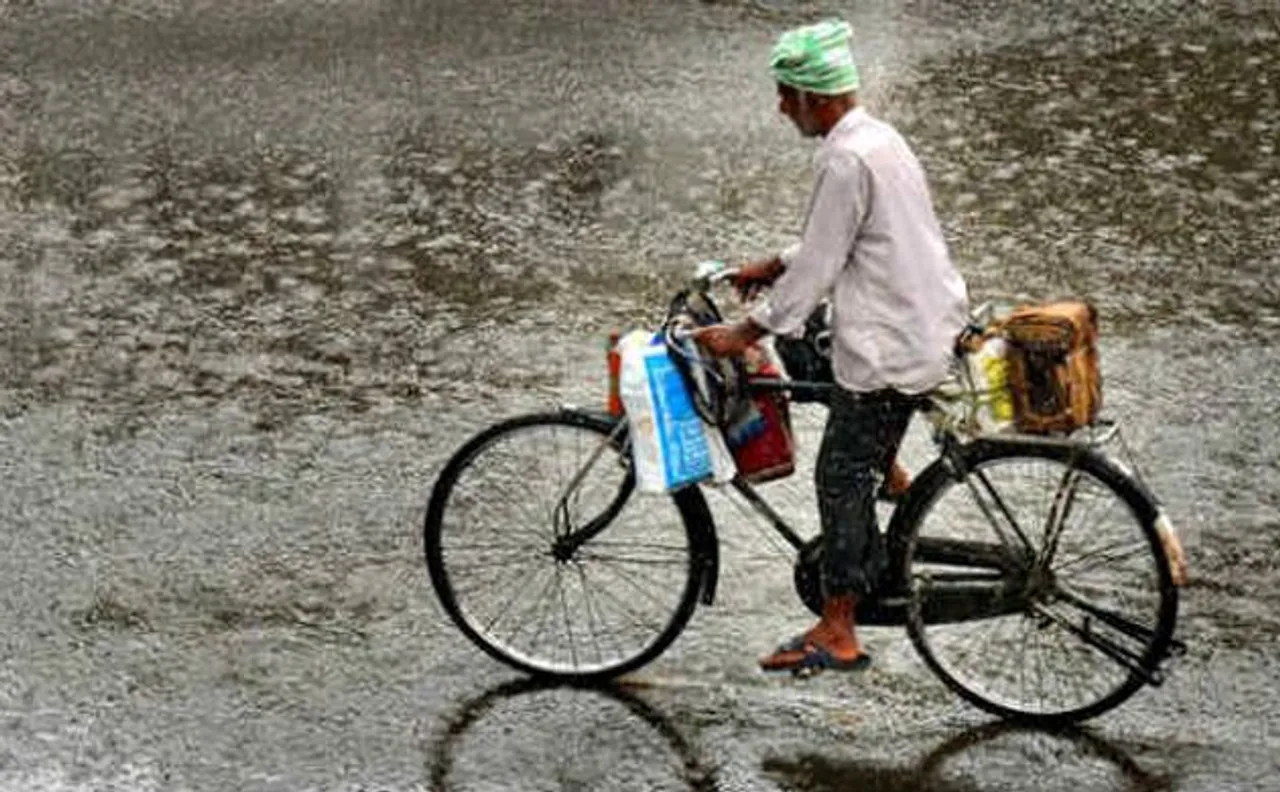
top-left (692, 260), bottom-right (741, 290)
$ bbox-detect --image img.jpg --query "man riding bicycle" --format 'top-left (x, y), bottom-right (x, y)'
top-left (693, 19), bottom-right (970, 674)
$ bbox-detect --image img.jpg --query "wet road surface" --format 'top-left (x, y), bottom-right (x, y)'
top-left (2, 0), bottom-right (1279, 789)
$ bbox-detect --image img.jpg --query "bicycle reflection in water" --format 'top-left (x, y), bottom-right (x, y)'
top-left (425, 679), bottom-right (1169, 792)
top-left (425, 678), bottom-right (719, 792)
top-left (765, 721), bottom-right (1173, 792)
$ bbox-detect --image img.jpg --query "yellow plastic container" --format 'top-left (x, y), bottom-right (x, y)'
top-left (968, 337), bottom-right (1014, 432)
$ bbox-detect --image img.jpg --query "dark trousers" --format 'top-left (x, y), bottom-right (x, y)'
top-left (816, 387), bottom-right (916, 597)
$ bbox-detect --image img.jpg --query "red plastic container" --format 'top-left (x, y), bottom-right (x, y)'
top-left (725, 355), bottom-right (795, 484)
top-left (606, 331), bottom-right (623, 417)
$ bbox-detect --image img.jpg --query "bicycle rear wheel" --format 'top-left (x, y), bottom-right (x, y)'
top-left (424, 410), bottom-right (704, 681)
top-left (901, 439), bottom-right (1178, 725)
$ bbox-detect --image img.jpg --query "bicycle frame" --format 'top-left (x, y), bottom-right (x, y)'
top-left (554, 371), bottom-right (1047, 627)
top-left (733, 376), bottom-right (1036, 627)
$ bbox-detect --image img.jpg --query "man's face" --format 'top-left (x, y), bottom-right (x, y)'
top-left (778, 85), bottom-right (821, 137)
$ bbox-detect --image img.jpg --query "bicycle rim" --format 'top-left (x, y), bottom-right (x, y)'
top-left (904, 441), bottom-right (1177, 725)
top-left (425, 412), bottom-right (702, 680)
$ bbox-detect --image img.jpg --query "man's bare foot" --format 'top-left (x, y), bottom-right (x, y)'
top-left (886, 460), bottom-right (911, 497)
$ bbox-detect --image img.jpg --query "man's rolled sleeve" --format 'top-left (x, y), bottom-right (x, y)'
top-left (750, 154), bottom-right (867, 338)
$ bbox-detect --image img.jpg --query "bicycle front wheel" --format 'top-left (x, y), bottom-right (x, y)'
top-left (901, 439), bottom-right (1178, 725)
top-left (424, 410), bottom-right (705, 681)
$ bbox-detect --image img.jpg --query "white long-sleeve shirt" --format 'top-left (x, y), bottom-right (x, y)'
top-left (750, 107), bottom-right (970, 395)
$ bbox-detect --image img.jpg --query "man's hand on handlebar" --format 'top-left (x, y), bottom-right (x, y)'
top-left (734, 256), bottom-right (785, 302)
top-left (692, 319), bottom-right (768, 359)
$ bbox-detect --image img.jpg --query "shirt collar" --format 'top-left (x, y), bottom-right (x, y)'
top-left (825, 106), bottom-right (867, 143)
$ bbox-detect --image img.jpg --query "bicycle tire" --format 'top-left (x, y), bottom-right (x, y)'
top-left (899, 438), bottom-right (1178, 726)
top-left (424, 410), bottom-right (706, 682)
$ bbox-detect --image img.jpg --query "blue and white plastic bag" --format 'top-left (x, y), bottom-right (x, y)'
top-left (617, 330), bottom-right (736, 494)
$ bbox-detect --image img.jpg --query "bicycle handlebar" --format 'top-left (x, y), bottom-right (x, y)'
top-left (665, 323), bottom-right (695, 343)
top-left (690, 260), bottom-right (741, 293)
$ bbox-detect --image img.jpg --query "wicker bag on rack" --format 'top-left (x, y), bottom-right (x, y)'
top-left (995, 300), bottom-right (1103, 435)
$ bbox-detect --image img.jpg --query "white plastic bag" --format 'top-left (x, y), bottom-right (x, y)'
top-left (617, 330), bottom-right (736, 494)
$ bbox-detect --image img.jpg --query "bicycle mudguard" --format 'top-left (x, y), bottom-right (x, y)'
top-left (675, 481), bottom-right (721, 607)
top-left (884, 435), bottom-right (1168, 591)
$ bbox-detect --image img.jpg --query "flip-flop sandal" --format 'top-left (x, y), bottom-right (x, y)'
top-left (775, 633), bottom-right (809, 653)
top-left (759, 637), bottom-right (873, 675)
top-left (790, 644), bottom-right (873, 676)
top-left (758, 633), bottom-right (813, 672)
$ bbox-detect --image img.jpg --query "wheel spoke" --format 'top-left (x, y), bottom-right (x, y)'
top-left (481, 564), bottom-right (554, 641)
top-left (1029, 602), bottom-right (1152, 679)
top-left (582, 540), bottom-right (690, 553)
top-left (574, 561), bottom-right (611, 666)
top-left (921, 570), bottom-right (1008, 584)
top-left (576, 553), bottom-right (687, 566)
top-left (1053, 584), bottom-right (1160, 649)
top-left (465, 453), bottom-right (555, 542)
top-left (588, 556), bottom-right (680, 614)
top-left (1053, 540), bottom-right (1150, 575)
top-left (1057, 482), bottom-right (1127, 561)
top-left (556, 565), bottom-right (579, 668)
top-left (447, 488), bottom-right (548, 545)
top-left (444, 540), bottom-right (546, 554)
top-left (452, 553), bottom-right (544, 605)
top-left (445, 554), bottom-right (543, 574)
top-left (1017, 615), bottom-right (1030, 706)
top-left (969, 467), bottom-right (1035, 554)
top-left (1039, 467), bottom-right (1083, 568)
top-left (579, 566), bottom-right (666, 634)
top-left (522, 570), bottom-right (564, 657)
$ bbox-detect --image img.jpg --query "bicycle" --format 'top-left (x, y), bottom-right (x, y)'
top-left (423, 262), bottom-right (1188, 726)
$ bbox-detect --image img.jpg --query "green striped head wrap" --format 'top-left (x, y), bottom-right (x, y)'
top-left (769, 19), bottom-right (860, 95)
